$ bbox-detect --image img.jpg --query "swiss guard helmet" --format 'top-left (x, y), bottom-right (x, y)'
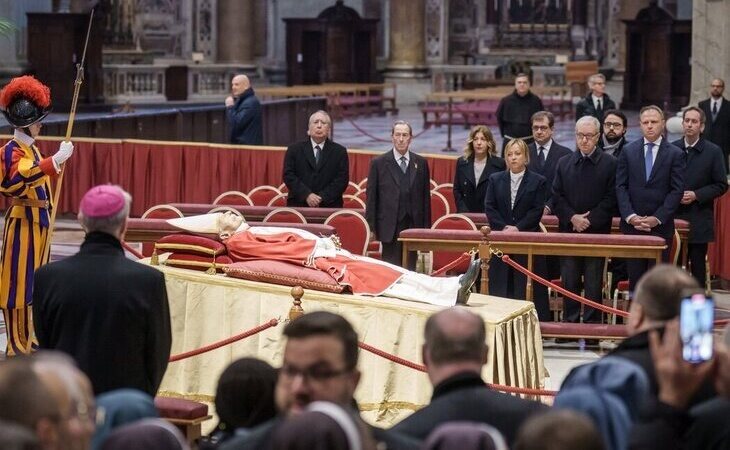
top-left (0, 75), bottom-right (52, 128)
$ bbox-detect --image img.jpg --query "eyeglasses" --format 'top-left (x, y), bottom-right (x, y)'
top-left (603, 122), bottom-right (623, 129)
top-left (280, 364), bottom-right (351, 383)
top-left (575, 132), bottom-right (599, 140)
top-left (531, 125), bottom-right (550, 131)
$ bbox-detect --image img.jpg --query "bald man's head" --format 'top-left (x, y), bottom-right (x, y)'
top-left (424, 307), bottom-right (487, 366)
top-left (231, 74), bottom-right (251, 97)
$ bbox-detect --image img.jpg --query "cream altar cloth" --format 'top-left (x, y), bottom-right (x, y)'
top-left (155, 265), bottom-right (545, 426)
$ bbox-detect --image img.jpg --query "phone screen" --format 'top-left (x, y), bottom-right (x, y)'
top-left (680, 294), bottom-right (714, 363)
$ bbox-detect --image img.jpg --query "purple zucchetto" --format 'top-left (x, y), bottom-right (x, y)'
top-left (79, 185), bottom-right (126, 218)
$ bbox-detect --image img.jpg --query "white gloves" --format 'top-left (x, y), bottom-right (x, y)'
top-left (52, 141), bottom-right (74, 170)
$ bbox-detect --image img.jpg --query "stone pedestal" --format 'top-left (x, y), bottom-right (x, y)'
top-left (690, 0), bottom-right (730, 105)
top-left (217, 0), bottom-right (256, 66)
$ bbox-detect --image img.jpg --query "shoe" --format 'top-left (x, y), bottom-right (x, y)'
top-left (456, 259), bottom-right (481, 305)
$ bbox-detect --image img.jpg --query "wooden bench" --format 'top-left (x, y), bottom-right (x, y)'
top-left (540, 322), bottom-right (629, 340)
top-left (155, 396), bottom-right (212, 446)
top-left (397, 227), bottom-right (666, 301)
top-left (565, 60), bottom-right (599, 97)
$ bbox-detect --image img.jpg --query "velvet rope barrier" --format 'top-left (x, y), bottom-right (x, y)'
top-left (500, 254), bottom-right (730, 327)
top-left (357, 341), bottom-right (557, 397)
top-left (168, 319), bottom-right (279, 363)
top-left (430, 252), bottom-right (473, 277)
top-left (500, 255), bottom-right (630, 318)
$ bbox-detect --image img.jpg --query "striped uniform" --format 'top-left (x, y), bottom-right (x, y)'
top-left (0, 135), bottom-right (56, 356)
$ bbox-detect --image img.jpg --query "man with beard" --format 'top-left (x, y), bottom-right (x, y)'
top-left (597, 109), bottom-right (628, 159)
top-left (598, 109), bottom-right (629, 291)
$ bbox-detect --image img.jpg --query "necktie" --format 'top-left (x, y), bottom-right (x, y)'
top-left (399, 156), bottom-right (407, 174)
top-left (645, 142), bottom-right (654, 181)
top-left (596, 98), bottom-right (602, 112)
top-left (713, 102), bottom-right (719, 121)
top-left (314, 145), bottom-right (321, 164)
top-left (537, 146), bottom-right (545, 168)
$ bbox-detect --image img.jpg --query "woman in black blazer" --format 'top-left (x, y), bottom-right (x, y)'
top-left (453, 125), bottom-right (506, 212)
top-left (484, 138), bottom-right (546, 300)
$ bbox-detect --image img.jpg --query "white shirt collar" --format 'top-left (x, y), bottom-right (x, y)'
top-left (592, 94), bottom-right (604, 106)
top-left (310, 138), bottom-right (325, 150)
top-left (536, 140), bottom-right (553, 152)
top-left (13, 129), bottom-right (35, 146)
top-left (393, 148), bottom-right (410, 163)
top-left (684, 137), bottom-right (700, 148)
top-left (510, 169), bottom-right (525, 181)
top-left (643, 136), bottom-right (662, 147)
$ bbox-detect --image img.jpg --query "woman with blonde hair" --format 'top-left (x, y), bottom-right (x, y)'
top-left (453, 125), bottom-right (505, 212)
top-left (484, 138), bottom-right (546, 299)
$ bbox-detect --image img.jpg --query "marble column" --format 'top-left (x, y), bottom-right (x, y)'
top-left (690, 0), bottom-right (730, 105)
top-left (217, 0), bottom-right (255, 65)
top-left (385, 0), bottom-right (428, 78)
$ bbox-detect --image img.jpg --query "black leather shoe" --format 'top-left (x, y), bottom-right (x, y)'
top-left (456, 259), bottom-right (480, 305)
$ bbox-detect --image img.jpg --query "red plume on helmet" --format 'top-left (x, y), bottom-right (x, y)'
top-left (0, 75), bottom-right (52, 128)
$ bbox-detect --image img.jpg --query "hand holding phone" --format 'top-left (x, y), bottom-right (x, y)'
top-left (680, 294), bottom-right (714, 364)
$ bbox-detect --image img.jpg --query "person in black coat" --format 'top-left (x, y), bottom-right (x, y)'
top-left (33, 185), bottom-right (171, 396)
top-left (671, 107), bottom-right (728, 287)
top-left (484, 139), bottom-right (547, 300)
top-left (574, 73), bottom-right (616, 123)
top-left (366, 121), bottom-right (431, 268)
top-left (496, 74), bottom-right (544, 154)
top-left (225, 74), bottom-right (263, 145)
top-left (553, 116), bottom-right (617, 323)
top-left (283, 110), bottom-right (349, 208)
top-left (453, 125), bottom-right (505, 213)
top-left (616, 106), bottom-right (685, 291)
top-left (698, 78), bottom-right (730, 170)
top-left (526, 111), bottom-right (571, 320)
top-left (392, 308), bottom-right (547, 446)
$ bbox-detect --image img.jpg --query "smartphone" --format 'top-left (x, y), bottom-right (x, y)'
top-left (680, 294), bottom-right (714, 363)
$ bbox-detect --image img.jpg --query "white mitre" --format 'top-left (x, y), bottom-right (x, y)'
top-left (167, 213), bottom-right (222, 233)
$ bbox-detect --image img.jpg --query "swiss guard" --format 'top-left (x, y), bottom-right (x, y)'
top-left (0, 75), bottom-right (74, 356)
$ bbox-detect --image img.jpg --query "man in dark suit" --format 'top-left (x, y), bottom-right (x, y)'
top-left (392, 307), bottom-right (547, 446)
top-left (553, 116), bottom-right (617, 323)
top-left (698, 78), bottom-right (729, 170)
top-left (283, 110), bottom-right (349, 208)
top-left (575, 73), bottom-right (617, 123)
top-left (527, 111), bottom-right (571, 319)
top-left (33, 185), bottom-right (171, 396)
top-left (225, 74), bottom-right (263, 145)
top-left (616, 105), bottom-right (685, 291)
top-left (366, 121), bottom-right (431, 268)
top-left (496, 73), bottom-right (544, 154)
top-left (671, 106), bottom-right (728, 287)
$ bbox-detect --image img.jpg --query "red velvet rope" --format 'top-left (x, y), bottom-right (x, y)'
top-left (168, 319), bottom-right (279, 362)
top-left (121, 240), bottom-right (144, 259)
top-left (431, 252), bottom-right (473, 277)
top-left (500, 255), bottom-right (730, 327)
top-left (357, 341), bottom-right (557, 397)
top-left (500, 255), bottom-right (630, 318)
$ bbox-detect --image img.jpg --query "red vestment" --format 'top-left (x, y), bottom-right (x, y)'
top-left (224, 231), bottom-right (402, 295)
